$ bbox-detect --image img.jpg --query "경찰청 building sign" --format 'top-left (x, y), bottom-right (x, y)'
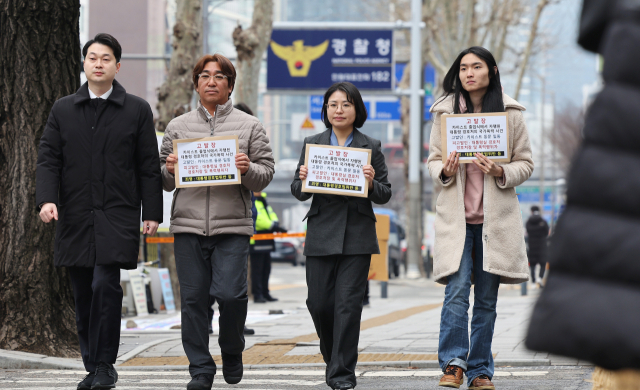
top-left (268, 29), bottom-right (393, 91)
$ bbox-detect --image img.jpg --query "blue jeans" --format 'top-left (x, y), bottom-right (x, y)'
top-left (438, 223), bottom-right (500, 385)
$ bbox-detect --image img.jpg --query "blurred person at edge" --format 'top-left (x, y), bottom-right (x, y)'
top-left (525, 205), bottom-right (549, 286)
top-left (36, 33), bottom-right (163, 390)
top-left (160, 54), bottom-right (274, 390)
top-left (291, 82), bottom-right (392, 390)
top-left (526, 0), bottom-right (640, 371)
top-left (427, 46), bottom-right (533, 389)
top-left (250, 190), bottom-right (286, 303)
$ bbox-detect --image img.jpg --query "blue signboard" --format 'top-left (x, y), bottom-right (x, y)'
top-left (395, 63), bottom-right (436, 120)
top-left (375, 101), bottom-right (401, 120)
top-left (268, 29), bottom-right (393, 90)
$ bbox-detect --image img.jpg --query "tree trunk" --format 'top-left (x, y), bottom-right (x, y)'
top-left (0, 0), bottom-right (81, 357)
top-left (232, 0), bottom-right (274, 114)
top-left (156, 0), bottom-right (203, 132)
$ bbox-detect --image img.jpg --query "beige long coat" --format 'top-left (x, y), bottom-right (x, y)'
top-left (427, 93), bottom-right (534, 285)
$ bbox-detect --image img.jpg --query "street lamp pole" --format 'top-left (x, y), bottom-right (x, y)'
top-left (407, 0), bottom-right (423, 278)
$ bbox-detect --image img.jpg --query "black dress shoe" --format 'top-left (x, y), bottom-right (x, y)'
top-left (77, 372), bottom-right (95, 390)
top-left (91, 362), bottom-right (117, 389)
top-left (221, 351), bottom-right (243, 384)
top-left (332, 381), bottom-right (355, 389)
top-left (254, 296), bottom-right (266, 303)
top-left (243, 326), bottom-right (255, 335)
top-left (186, 373), bottom-right (214, 390)
top-left (264, 294), bottom-right (278, 302)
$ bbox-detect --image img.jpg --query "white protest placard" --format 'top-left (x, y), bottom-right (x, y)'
top-left (128, 270), bottom-right (149, 317)
top-left (441, 112), bottom-right (510, 163)
top-left (173, 135), bottom-right (241, 188)
top-left (302, 144), bottom-right (372, 198)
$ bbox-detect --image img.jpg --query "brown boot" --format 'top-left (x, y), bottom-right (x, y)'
top-left (439, 365), bottom-right (464, 388)
top-left (469, 374), bottom-right (495, 389)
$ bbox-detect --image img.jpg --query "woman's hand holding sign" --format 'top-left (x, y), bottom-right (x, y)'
top-left (473, 153), bottom-right (504, 177)
top-left (298, 165), bottom-right (308, 180)
top-left (443, 151), bottom-right (460, 178)
top-left (363, 164), bottom-right (375, 190)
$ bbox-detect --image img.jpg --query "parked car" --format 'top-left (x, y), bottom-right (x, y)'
top-left (373, 208), bottom-right (406, 278)
top-left (271, 237), bottom-right (304, 266)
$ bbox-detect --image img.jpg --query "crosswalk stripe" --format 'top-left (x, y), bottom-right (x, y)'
top-left (17, 369), bottom-right (550, 379)
top-left (1, 379), bottom-right (324, 386)
top-left (0, 388), bottom-right (277, 390)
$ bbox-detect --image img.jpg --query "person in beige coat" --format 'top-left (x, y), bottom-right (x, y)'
top-left (427, 47), bottom-right (533, 390)
top-left (159, 54), bottom-right (274, 390)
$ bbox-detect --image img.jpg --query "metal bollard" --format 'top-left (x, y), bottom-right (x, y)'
top-left (520, 281), bottom-right (527, 296)
top-left (381, 281), bottom-right (388, 298)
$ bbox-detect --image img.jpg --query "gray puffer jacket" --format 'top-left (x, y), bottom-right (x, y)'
top-left (160, 99), bottom-right (274, 236)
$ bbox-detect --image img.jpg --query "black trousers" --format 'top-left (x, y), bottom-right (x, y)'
top-left (250, 251), bottom-right (272, 298)
top-left (68, 265), bottom-right (123, 373)
top-left (174, 233), bottom-right (249, 377)
top-left (306, 254), bottom-right (371, 387)
top-left (530, 262), bottom-right (546, 281)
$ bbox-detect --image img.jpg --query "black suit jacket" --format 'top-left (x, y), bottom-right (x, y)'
top-left (291, 129), bottom-right (392, 257)
top-left (36, 80), bottom-right (163, 269)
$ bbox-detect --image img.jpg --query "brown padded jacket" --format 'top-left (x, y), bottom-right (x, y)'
top-left (160, 99), bottom-right (275, 236)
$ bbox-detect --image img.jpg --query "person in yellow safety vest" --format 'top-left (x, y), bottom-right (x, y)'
top-left (250, 191), bottom-right (286, 303)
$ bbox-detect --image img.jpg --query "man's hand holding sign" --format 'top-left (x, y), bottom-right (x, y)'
top-left (165, 151), bottom-right (249, 175)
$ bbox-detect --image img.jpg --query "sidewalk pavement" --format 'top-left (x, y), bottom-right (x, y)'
top-left (0, 264), bottom-right (588, 370)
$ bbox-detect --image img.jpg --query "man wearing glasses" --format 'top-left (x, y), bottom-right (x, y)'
top-left (159, 54), bottom-right (274, 390)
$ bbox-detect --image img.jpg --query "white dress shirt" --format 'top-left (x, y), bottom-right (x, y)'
top-left (88, 85), bottom-right (113, 100)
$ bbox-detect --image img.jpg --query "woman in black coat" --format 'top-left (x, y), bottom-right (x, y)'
top-left (291, 82), bottom-right (392, 390)
top-left (526, 0), bottom-right (640, 369)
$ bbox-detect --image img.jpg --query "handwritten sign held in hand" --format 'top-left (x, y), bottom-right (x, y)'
top-left (302, 144), bottom-right (372, 198)
top-left (172, 135), bottom-right (241, 188)
top-left (441, 113), bottom-right (510, 163)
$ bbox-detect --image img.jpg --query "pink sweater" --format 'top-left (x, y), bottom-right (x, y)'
top-left (465, 163), bottom-right (485, 224)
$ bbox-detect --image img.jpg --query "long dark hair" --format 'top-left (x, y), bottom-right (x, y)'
top-left (441, 46), bottom-right (504, 114)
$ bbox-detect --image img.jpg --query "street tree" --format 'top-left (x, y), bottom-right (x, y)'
top-left (232, 0), bottom-right (274, 114)
top-left (0, 0), bottom-right (81, 356)
top-left (550, 103), bottom-right (585, 175)
top-left (155, 0), bottom-right (204, 308)
top-left (156, 0), bottom-right (203, 132)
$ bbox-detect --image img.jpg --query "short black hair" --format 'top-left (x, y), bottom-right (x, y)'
top-left (321, 82), bottom-right (368, 129)
top-left (531, 205), bottom-right (540, 212)
top-left (83, 33), bottom-right (122, 63)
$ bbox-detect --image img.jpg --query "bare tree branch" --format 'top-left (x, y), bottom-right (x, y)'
top-left (513, 0), bottom-right (551, 100)
top-left (232, 0), bottom-right (274, 113)
top-left (156, 0), bottom-right (202, 132)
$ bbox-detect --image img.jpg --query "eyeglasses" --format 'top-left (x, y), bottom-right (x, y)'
top-left (326, 103), bottom-right (354, 111)
top-left (198, 73), bottom-right (228, 83)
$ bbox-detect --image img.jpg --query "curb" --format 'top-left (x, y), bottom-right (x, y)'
top-left (1, 348), bottom-right (551, 371)
top-left (0, 350), bottom-right (84, 370)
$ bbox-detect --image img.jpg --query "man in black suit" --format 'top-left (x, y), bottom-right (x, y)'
top-left (37, 33), bottom-right (162, 389)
